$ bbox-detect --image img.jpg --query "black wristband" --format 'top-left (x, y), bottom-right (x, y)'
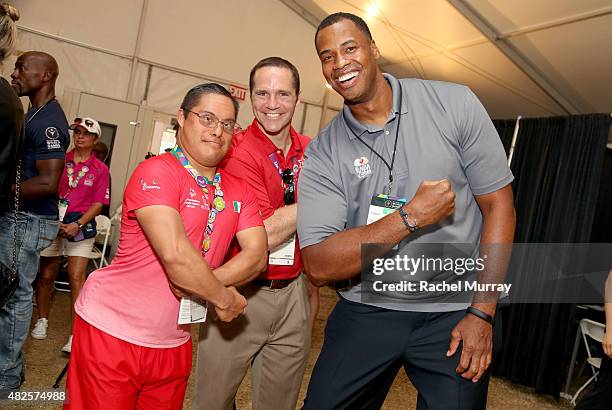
top-left (466, 306), bottom-right (495, 325)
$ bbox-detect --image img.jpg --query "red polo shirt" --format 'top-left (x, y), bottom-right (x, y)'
top-left (223, 120), bottom-right (310, 280)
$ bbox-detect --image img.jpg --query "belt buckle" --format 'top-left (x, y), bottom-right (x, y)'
top-left (269, 279), bottom-right (281, 289)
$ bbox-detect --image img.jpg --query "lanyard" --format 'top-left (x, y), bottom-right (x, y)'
top-left (170, 145), bottom-right (225, 255)
top-left (25, 98), bottom-right (55, 126)
top-left (343, 86), bottom-right (403, 195)
top-left (268, 152), bottom-right (301, 183)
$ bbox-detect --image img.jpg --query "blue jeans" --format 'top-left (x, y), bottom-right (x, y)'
top-left (0, 211), bottom-right (59, 389)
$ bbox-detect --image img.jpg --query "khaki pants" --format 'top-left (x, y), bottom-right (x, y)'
top-left (193, 275), bottom-right (311, 410)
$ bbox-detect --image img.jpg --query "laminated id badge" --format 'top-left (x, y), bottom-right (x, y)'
top-left (366, 194), bottom-right (406, 225)
top-left (269, 234), bottom-right (296, 265)
top-left (178, 297), bottom-right (208, 324)
top-left (58, 198), bottom-right (69, 221)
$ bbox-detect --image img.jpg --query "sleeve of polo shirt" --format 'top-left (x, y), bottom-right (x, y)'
top-left (297, 141), bottom-right (348, 249)
top-left (457, 88), bottom-right (514, 196)
top-left (223, 148), bottom-right (275, 219)
top-left (235, 181), bottom-right (264, 232)
top-left (32, 121), bottom-right (67, 161)
top-left (92, 164), bottom-right (110, 205)
top-left (124, 158), bottom-right (180, 213)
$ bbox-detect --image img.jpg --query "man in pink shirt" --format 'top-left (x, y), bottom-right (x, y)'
top-left (64, 83), bottom-right (268, 409)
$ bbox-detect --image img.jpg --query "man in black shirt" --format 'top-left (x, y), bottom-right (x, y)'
top-left (0, 51), bottom-right (67, 389)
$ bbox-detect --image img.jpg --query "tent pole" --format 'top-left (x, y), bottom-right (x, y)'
top-left (507, 115), bottom-right (522, 167)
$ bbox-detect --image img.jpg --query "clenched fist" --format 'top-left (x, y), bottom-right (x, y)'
top-left (214, 286), bottom-right (247, 322)
top-left (405, 179), bottom-right (455, 227)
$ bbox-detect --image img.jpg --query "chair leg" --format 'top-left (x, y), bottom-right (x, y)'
top-left (571, 371), bottom-right (599, 405)
top-left (53, 361), bottom-right (70, 388)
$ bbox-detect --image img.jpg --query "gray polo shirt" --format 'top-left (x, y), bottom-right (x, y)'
top-left (297, 73), bottom-right (513, 312)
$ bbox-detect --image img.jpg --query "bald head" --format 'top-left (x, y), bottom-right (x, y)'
top-left (21, 51), bottom-right (59, 79)
top-left (11, 50), bottom-right (59, 100)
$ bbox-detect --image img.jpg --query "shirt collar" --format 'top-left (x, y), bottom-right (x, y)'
top-left (342, 73), bottom-right (408, 140)
top-left (247, 119), bottom-right (304, 156)
top-left (66, 150), bottom-right (98, 168)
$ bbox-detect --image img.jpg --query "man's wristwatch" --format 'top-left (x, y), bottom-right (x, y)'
top-left (398, 207), bottom-right (419, 232)
top-left (74, 221), bottom-right (84, 230)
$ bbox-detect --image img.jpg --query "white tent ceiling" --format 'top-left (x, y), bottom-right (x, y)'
top-left (285, 0), bottom-right (612, 119)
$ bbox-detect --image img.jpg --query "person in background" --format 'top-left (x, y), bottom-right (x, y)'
top-left (0, 50), bottom-right (68, 389)
top-left (32, 117), bottom-right (110, 355)
top-left (194, 57), bottom-right (317, 410)
top-left (64, 83), bottom-right (267, 409)
top-left (575, 270), bottom-right (612, 409)
top-left (0, 2), bottom-right (22, 216)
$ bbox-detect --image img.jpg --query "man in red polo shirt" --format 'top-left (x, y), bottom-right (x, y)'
top-left (193, 57), bottom-right (317, 410)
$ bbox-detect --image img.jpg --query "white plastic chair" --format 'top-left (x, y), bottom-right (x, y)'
top-left (570, 318), bottom-right (606, 405)
top-left (90, 215), bottom-right (112, 268)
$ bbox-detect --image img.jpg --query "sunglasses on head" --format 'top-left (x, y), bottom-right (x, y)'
top-left (73, 118), bottom-right (95, 128)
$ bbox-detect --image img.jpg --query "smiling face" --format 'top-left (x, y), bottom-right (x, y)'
top-left (315, 18), bottom-right (382, 104)
top-left (177, 92), bottom-right (236, 169)
top-left (250, 66), bottom-right (299, 137)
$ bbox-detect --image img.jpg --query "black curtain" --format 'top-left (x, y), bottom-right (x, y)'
top-left (491, 114), bottom-right (611, 397)
top-left (492, 118), bottom-right (516, 156)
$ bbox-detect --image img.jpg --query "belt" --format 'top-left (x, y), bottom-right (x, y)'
top-left (253, 276), bottom-right (299, 289)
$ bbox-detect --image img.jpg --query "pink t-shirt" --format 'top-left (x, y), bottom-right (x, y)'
top-left (59, 151), bottom-right (110, 213)
top-left (75, 153), bottom-right (263, 348)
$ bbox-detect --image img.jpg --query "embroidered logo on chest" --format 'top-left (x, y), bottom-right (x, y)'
top-left (353, 157), bottom-right (372, 179)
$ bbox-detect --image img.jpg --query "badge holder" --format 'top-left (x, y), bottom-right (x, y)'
top-left (58, 198), bottom-right (69, 222)
top-left (178, 297), bottom-right (208, 324)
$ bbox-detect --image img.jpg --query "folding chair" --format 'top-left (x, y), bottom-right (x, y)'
top-left (90, 214), bottom-right (112, 268)
top-left (570, 318), bottom-right (606, 405)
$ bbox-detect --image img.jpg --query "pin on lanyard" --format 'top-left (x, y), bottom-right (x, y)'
top-left (344, 86), bottom-right (403, 195)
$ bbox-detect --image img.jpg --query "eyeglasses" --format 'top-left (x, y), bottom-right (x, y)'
top-left (182, 109), bottom-right (239, 134)
top-left (282, 168), bottom-right (295, 205)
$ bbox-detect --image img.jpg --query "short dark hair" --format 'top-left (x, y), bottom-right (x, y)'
top-left (180, 83), bottom-right (239, 120)
top-left (315, 12), bottom-right (372, 46)
top-left (249, 57), bottom-right (300, 94)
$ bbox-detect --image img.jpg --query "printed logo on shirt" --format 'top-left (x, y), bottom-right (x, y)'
top-left (105, 188), bottom-right (110, 200)
top-left (140, 178), bottom-right (161, 191)
top-left (233, 201), bottom-right (241, 213)
top-left (353, 157), bottom-right (372, 179)
top-left (45, 127), bottom-right (62, 150)
top-left (84, 179), bottom-right (94, 187)
top-left (189, 187), bottom-right (196, 199)
top-left (201, 196), bottom-right (210, 210)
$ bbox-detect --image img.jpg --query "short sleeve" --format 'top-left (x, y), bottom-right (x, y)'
top-left (124, 157), bottom-right (181, 213)
top-left (235, 182), bottom-right (264, 232)
top-left (224, 148), bottom-right (275, 219)
top-left (457, 88), bottom-right (514, 196)
top-left (297, 140), bottom-right (348, 249)
top-left (32, 118), bottom-right (67, 161)
top-left (92, 164), bottom-right (110, 205)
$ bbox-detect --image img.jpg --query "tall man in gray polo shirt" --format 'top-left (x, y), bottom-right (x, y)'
top-left (297, 12), bottom-right (516, 409)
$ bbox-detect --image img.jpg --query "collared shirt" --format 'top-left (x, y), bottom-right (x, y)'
top-left (223, 119), bottom-right (310, 280)
top-left (75, 152), bottom-right (263, 348)
top-left (59, 150), bottom-right (110, 214)
top-left (22, 99), bottom-right (69, 216)
top-left (297, 73), bottom-right (514, 312)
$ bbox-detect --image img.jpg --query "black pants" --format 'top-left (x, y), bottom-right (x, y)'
top-left (575, 356), bottom-right (612, 410)
top-left (303, 298), bottom-right (502, 410)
